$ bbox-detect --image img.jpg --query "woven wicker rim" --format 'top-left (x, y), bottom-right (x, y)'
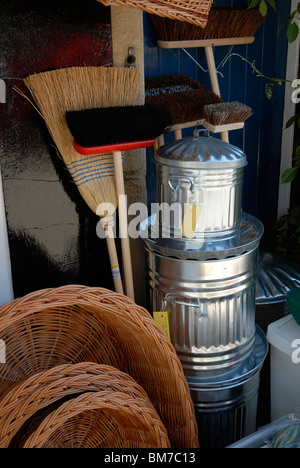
top-left (22, 390), bottom-right (171, 448)
top-left (97, 0), bottom-right (213, 27)
top-left (0, 362), bottom-right (170, 448)
top-left (0, 285), bottom-right (199, 448)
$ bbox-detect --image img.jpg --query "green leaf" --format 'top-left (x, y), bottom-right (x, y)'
top-left (278, 17), bottom-right (293, 35)
top-left (272, 215), bottom-right (288, 230)
top-left (259, 0), bottom-right (268, 16)
top-left (294, 137), bottom-right (300, 148)
top-left (290, 9), bottom-right (298, 19)
top-left (248, 0), bottom-right (261, 8)
top-left (287, 22), bottom-right (299, 43)
top-left (282, 167), bottom-right (299, 184)
top-left (267, 0), bottom-right (276, 10)
top-left (294, 145), bottom-right (300, 160)
top-left (265, 82), bottom-right (274, 99)
top-left (285, 115), bottom-right (297, 129)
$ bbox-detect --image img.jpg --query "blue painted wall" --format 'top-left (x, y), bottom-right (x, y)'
top-left (144, 0), bottom-right (291, 243)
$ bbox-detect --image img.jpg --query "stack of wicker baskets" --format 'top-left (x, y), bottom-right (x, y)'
top-left (0, 285), bottom-right (199, 448)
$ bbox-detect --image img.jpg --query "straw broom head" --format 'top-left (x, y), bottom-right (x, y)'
top-left (23, 67), bottom-right (143, 215)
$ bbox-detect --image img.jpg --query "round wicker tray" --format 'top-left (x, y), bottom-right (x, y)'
top-left (22, 391), bottom-right (171, 448)
top-left (0, 363), bottom-right (170, 448)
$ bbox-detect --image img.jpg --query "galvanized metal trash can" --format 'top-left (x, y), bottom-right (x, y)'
top-left (188, 327), bottom-right (268, 448)
top-left (143, 242), bottom-right (261, 381)
top-left (140, 211), bottom-right (264, 382)
top-left (154, 133), bottom-right (247, 237)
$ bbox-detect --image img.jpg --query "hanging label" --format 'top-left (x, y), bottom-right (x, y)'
top-left (182, 203), bottom-right (202, 240)
top-left (111, 264), bottom-right (121, 279)
top-left (153, 311), bottom-right (171, 341)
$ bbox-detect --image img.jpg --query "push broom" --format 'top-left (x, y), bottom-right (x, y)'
top-left (22, 66), bottom-right (145, 298)
top-left (67, 102), bottom-right (172, 301)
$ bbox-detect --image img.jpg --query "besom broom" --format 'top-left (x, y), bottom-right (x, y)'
top-left (22, 66), bottom-right (144, 298)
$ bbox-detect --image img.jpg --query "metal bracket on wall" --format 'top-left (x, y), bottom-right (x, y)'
top-left (126, 47), bottom-right (136, 69)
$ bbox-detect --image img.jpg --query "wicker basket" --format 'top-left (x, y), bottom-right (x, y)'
top-left (0, 363), bottom-right (170, 448)
top-left (97, 0), bottom-right (213, 27)
top-left (0, 285), bottom-right (198, 448)
top-left (22, 391), bottom-right (170, 449)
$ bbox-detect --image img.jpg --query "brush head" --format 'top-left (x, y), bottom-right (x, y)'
top-left (66, 105), bottom-right (172, 148)
top-left (146, 87), bottom-right (224, 126)
top-left (203, 102), bottom-right (253, 126)
top-left (145, 74), bottom-right (203, 97)
top-left (150, 8), bottom-right (265, 42)
top-left (23, 66), bottom-right (145, 215)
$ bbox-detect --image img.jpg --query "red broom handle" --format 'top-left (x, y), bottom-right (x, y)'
top-left (73, 139), bottom-right (156, 156)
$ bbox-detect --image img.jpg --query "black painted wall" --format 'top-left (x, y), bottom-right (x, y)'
top-left (0, 0), bottom-right (115, 298)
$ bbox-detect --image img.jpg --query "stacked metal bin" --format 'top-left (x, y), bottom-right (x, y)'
top-left (140, 132), bottom-right (268, 448)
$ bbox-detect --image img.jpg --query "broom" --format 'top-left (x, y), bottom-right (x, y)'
top-left (67, 103), bottom-right (172, 300)
top-left (144, 74), bottom-right (223, 142)
top-left (23, 66), bottom-right (143, 298)
top-left (202, 101), bottom-right (253, 133)
top-left (149, 7), bottom-right (265, 43)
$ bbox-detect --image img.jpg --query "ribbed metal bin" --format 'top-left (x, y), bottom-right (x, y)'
top-left (144, 244), bottom-right (260, 380)
top-left (154, 133), bottom-right (247, 237)
top-left (188, 326), bottom-right (268, 448)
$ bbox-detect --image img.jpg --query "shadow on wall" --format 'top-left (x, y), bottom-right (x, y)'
top-left (0, 0), bottom-right (115, 298)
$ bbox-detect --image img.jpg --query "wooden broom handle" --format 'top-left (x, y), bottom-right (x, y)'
top-left (113, 151), bottom-right (135, 302)
top-left (106, 235), bottom-right (124, 295)
top-left (100, 215), bottom-right (124, 295)
top-left (174, 128), bottom-right (182, 140)
top-left (205, 45), bottom-right (229, 144)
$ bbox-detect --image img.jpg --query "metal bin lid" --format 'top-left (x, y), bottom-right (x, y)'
top-left (139, 212), bottom-right (264, 261)
top-left (256, 251), bottom-right (300, 305)
top-left (154, 132), bottom-right (248, 170)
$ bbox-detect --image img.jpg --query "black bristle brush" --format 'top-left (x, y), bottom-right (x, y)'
top-left (145, 85), bottom-right (224, 127)
top-left (66, 104), bottom-right (172, 298)
top-left (66, 105), bottom-right (172, 150)
top-left (145, 74), bottom-right (203, 97)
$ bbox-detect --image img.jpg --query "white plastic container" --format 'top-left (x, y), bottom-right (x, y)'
top-left (267, 315), bottom-right (300, 421)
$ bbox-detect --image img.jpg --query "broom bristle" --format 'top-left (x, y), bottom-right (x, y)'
top-left (145, 74), bottom-right (203, 97)
top-left (145, 87), bottom-right (224, 126)
top-left (24, 67), bottom-right (143, 214)
top-left (203, 102), bottom-right (253, 126)
top-left (150, 8), bottom-right (265, 42)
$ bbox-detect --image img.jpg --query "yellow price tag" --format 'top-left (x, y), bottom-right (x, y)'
top-left (182, 203), bottom-right (202, 240)
top-left (111, 264), bottom-right (121, 279)
top-left (153, 311), bottom-right (171, 341)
